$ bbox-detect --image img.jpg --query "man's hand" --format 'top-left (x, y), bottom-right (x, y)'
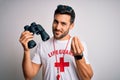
top-left (71, 36), bottom-right (93, 79)
top-left (71, 36), bottom-right (84, 56)
top-left (19, 31), bottom-right (33, 51)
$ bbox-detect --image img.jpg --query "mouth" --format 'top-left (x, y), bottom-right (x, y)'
top-left (55, 31), bottom-right (60, 33)
top-left (54, 30), bottom-right (61, 33)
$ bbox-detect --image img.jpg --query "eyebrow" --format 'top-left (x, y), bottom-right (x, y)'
top-left (54, 19), bottom-right (58, 23)
top-left (54, 19), bottom-right (67, 25)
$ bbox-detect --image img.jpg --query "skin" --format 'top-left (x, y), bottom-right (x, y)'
top-left (19, 14), bottom-right (93, 80)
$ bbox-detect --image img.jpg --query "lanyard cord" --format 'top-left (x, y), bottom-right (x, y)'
top-left (53, 37), bottom-right (70, 74)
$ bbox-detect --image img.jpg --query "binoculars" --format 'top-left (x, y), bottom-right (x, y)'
top-left (24, 22), bottom-right (50, 49)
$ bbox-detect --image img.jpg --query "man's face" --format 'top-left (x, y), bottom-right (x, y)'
top-left (52, 14), bottom-right (73, 40)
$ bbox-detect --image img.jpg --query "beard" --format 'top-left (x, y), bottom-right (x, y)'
top-left (52, 27), bottom-right (70, 40)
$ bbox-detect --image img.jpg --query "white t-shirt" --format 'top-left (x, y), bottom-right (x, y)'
top-left (32, 37), bottom-right (90, 80)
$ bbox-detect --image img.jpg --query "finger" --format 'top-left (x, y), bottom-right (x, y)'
top-left (19, 35), bottom-right (33, 49)
top-left (20, 36), bottom-right (33, 50)
top-left (21, 35), bottom-right (33, 43)
top-left (77, 38), bottom-right (84, 52)
top-left (20, 34), bottom-right (33, 42)
top-left (21, 38), bottom-right (33, 51)
top-left (20, 32), bottom-right (33, 42)
top-left (20, 36), bottom-right (33, 47)
top-left (71, 37), bottom-right (77, 54)
top-left (74, 37), bottom-right (82, 54)
top-left (22, 31), bottom-right (32, 35)
top-left (20, 31), bottom-right (33, 39)
top-left (22, 38), bottom-right (33, 45)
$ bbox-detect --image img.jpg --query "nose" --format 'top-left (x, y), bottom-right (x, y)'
top-left (56, 23), bottom-right (61, 30)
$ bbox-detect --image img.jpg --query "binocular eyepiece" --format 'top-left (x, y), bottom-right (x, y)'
top-left (24, 22), bottom-right (50, 49)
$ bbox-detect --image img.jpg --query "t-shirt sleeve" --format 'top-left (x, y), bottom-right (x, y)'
top-left (32, 43), bottom-right (42, 64)
top-left (82, 41), bottom-right (90, 64)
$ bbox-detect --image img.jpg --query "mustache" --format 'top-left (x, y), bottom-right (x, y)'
top-left (53, 29), bottom-right (61, 32)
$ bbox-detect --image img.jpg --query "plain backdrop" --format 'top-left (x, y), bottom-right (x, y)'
top-left (0, 0), bottom-right (120, 80)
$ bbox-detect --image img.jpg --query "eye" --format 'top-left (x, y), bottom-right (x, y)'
top-left (61, 22), bottom-right (67, 26)
top-left (53, 19), bottom-right (58, 24)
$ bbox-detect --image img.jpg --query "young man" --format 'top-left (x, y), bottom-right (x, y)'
top-left (19, 5), bottom-right (93, 80)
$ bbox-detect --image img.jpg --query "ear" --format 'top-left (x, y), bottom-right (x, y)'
top-left (70, 23), bottom-right (74, 30)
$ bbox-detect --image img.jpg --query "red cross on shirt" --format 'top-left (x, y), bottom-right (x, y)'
top-left (54, 57), bottom-right (69, 72)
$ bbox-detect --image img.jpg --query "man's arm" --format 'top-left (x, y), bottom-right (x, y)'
top-left (71, 36), bottom-right (93, 80)
top-left (75, 58), bottom-right (93, 80)
top-left (19, 31), bottom-right (41, 80)
top-left (22, 51), bottom-right (41, 80)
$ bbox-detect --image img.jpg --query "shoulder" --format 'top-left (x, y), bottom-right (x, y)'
top-left (37, 37), bottom-right (53, 47)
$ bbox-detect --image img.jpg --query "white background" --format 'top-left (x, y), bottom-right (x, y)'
top-left (0, 0), bottom-right (120, 80)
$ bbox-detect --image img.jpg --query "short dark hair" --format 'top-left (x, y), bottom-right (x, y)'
top-left (54, 5), bottom-right (75, 24)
